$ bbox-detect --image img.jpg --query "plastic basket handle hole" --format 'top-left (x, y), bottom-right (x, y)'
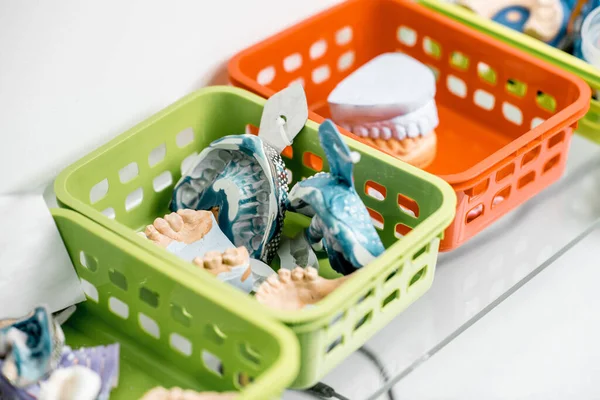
top-left (382, 290), bottom-right (400, 309)
top-left (325, 336), bottom-right (344, 354)
top-left (365, 180), bottom-right (387, 201)
top-left (367, 208), bottom-right (384, 231)
top-left (239, 342), bottom-right (262, 366)
top-left (521, 146), bottom-right (541, 167)
top-left (518, 171), bottom-right (536, 189)
top-left (353, 311), bottom-right (372, 332)
top-left (409, 266), bottom-right (428, 287)
top-left (202, 350), bottom-right (224, 377)
top-left (543, 154), bottom-right (561, 174)
top-left (89, 179), bottom-right (109, 205)
top-left (398, 194), bottom-right (419, 218)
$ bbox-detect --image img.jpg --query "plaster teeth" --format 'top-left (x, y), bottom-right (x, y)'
top-left (394, 125), bottom-right (407, 140)
top-left (381, 126), bottom-right (392, 140)
top-left (355, 126), bottom-right (368, 137)
top-left (370, 127), bottom-right (380, 139)
top-left (418, 119), bottom-right (430, 136)
top-left (407, 123), bottom-right (419, 138)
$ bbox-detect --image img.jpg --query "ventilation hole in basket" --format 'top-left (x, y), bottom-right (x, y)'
top-left (140, 287), bottom-right (159, 308)
top-left (170, 303), bottom-right (191, 327)
top-left (385, 269), bottom-right (399, 283)
top-left (283, 53), bottom-right (302, 72)
top-left (80, 279), bottom-right (98, 302)
top-left (466, 179), bottom-right (489, 199)
top-left (502, 102), bottom-right (523, 125)
top-left (477, 62), bottom-right (497, 85)
top-left (357, 289), bottom-right (374, 304)
top-left (449, 51), bottom-right (469, 70)
top-left (236, 373), bottom-right (254, 388)
top-left (170, 333), bottom-right (192, 356)
top-left (312, 65), bottom-right (330, 84)
top-left (310, 39), bottom-right (327, 59)
top-left (466, 204), bottom-right (484, 224)
top-left (365, 181), bottom-right (386, 201)
top-left (382, 290), bottom-right (400, 309)
top-left (205, 324), bottom-right (227, 345)
top-left (289, 77), bottom-right (305, 88)
top-left (548, 131), bottom-right (565, 149)
top-left (240, 342), bottom-right (261, 366)
top-left (536, 90), bottom-right (557, 113)
top-left (397, 26), bottom-right (417, 46)
top-left (367, 208), bottom-right (384, 230)
top-left (395, 223), bottom-right (412, 239)
top-left (423, 36), bottom-right (442, 59)
top-left (413, 245), bottom-right (428, 261)
top-left (518, 171), bottom-right (536, 189)
top-left (492, 187), bottom-right (511, 208)
top-left (447, 75), bottom-right (467, 98)
top-left (176, 127), bottom-right (194, 148)
top-left (338, 51), bottom-right (355, 72)
top-left (531, 117), bottom-right (545, 129)
top-left (148, 143), bottom-right (166, 167)
top-left (139, 313), bottom-right (160, 339)
top-left (336, 26), bottom-right (353, 45)
top-left (325, 336), bottom-right (344, 354)
top-left (125, 188), bottom-right (143, 211)
top-left (202, 351), bottom-right (223, 376)
top-left (426, 64), bottom-right (440, 81)
top-left (474, 89), bottom-right (495, 111)
top-left (108, 268), bottom-right (128, 291)
top-left (89, 179), bottom-right (109, 204)
top-left (522, 146), bottom-right (541, 167)
top-left (496, 163), bottom-right (515, 182)
top-left (303, 152), bottom-right (323, 171)
top-left (118, 162), bottom-right (139, 184)
top-left (506, 78), bottom-right (527, 97)
top-left (328, 312), bottom-right (345, 327)
top-left (79, 251), bottom-right (98, 272)
top-left (108, 297), bottom-right (129, 319)
top-left (285, 168), bottom-right (293, 184)
top-left (543, 154), bottom-right (561, 174)
top-left (409, 266), bottom-right (428, 287)
top-left (180, 152), bottom-right (199, 176)
top-left (281, 146), bottom-right (293, 159)
top-left (153, 171), bottom-right (173, 192)
top-left (398, 194), bottom-right (419, 217)
top-left (354, 311), bottom-right (372, 332)
top-left (101, 207), bottom-right (116, 219)
top-left (257, 66), bottom-right (275, 85)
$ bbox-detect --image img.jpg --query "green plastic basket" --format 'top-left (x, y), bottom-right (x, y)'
top-left (421, 0), bottom-right (600, 143)
top-left (51, 208), bottom-right (298, 400)
top-left (54, 86), bottom-right (456, 388)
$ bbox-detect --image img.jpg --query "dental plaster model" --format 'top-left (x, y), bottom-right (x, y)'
top-left (255, 120), bottom-right (385, 310)
top-left (457, 0), bottom-right (565, 45)
top-left (170, 83), bottom-right (308, 264)
top-left (145, 210), bottom-right (274, 293)
top-left (139, 386), bottom-right (237, 400)
top-left (0, 306), bottom-right (64, 388)
top-left (327, 53), bottom-right (438, 168)
top-left (38, 366), bottom-right (101, 400)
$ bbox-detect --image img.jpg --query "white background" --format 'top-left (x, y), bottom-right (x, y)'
top-left (0, 0), bottom-right (342, 194)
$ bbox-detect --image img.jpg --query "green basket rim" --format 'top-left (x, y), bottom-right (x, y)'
top-left (54, 85), bottom-right (457, 327)
top-left (420, 0), bottom-right (600, 88)
top-left (51, 207), bottom-right (300, 399)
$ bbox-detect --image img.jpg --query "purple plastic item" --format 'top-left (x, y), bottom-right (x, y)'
top-left (0, 344), bottom-right (120, 400)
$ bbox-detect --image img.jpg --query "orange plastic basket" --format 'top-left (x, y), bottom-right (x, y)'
top-left (228, 0), bottom-right (590, 251)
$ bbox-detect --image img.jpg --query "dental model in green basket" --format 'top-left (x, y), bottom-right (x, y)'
top-left (255, 120), bottom-right (386, 311)
top-left (144, 84), bottom-right (308, 293)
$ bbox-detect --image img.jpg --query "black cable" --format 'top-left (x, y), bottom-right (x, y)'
top-left (302, 346), bottom-right (395, 400)
top-left (357, 346), bottom-right (396, 400)
top-left (305, 382), bottom-right (351, 400)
